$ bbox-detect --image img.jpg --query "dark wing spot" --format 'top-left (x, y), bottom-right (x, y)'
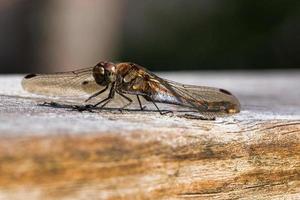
top-left (24, 74), bottom-right (37, 79)
top-left (219, 89), bottom-right (232, 95)
top-left (82, 81), bottom-right (89, 85)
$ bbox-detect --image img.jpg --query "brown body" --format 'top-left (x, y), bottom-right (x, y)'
top-left (22, 61), bottom-right (241, 116)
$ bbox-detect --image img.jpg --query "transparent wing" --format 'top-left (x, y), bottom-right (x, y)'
top-left (22, 67), bottom-right (103, 97)
top-left (162, 79), bottom-right (241, 114)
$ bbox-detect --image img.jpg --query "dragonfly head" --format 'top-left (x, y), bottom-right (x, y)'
top-left (93, 61), bottom-right (117, 85)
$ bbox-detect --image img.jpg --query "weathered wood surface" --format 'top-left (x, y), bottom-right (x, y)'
top-left (0, 71), bottom-right (299, 200)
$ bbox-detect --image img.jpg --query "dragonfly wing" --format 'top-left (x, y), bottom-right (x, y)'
top-left (128, 70), bottom-right (238, 115)
top-left (22, 67), bottom-right (103, 97)
top-left (167, 79), bottom-right (240, 113)
top-left (124, 63), bottom-right (240, 115)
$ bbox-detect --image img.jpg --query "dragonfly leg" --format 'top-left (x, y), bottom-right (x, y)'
top-left (149, 98), bottom-right (173, 115)
top-left (136, 95), bottom-right (146, 110)
top-left (99, 97), bottom-right (113, 109)
top-left (116, 92), bottom-right (133, 110)
top-left (85, 85), bottom-right (109, 102)
top-left (92, 83), bottom-right (115, 108)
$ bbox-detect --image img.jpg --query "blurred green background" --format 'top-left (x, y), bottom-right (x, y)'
top-left (0, 0), bottom-right (299, 73)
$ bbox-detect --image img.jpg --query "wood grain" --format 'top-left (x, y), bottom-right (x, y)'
top-left (0, 72), bottom-right (299, 199)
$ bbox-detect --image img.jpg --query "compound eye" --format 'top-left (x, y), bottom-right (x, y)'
top-left (96, 61), bottom-right (106, 67)
top-left (99, 67), bottom-right (105, 75)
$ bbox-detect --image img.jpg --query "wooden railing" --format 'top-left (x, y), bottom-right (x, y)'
top-left (0, 72), bottom-right (299, 199)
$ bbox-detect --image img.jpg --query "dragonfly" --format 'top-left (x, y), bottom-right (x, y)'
top-left (22, 61), bottom-right (240, 117)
